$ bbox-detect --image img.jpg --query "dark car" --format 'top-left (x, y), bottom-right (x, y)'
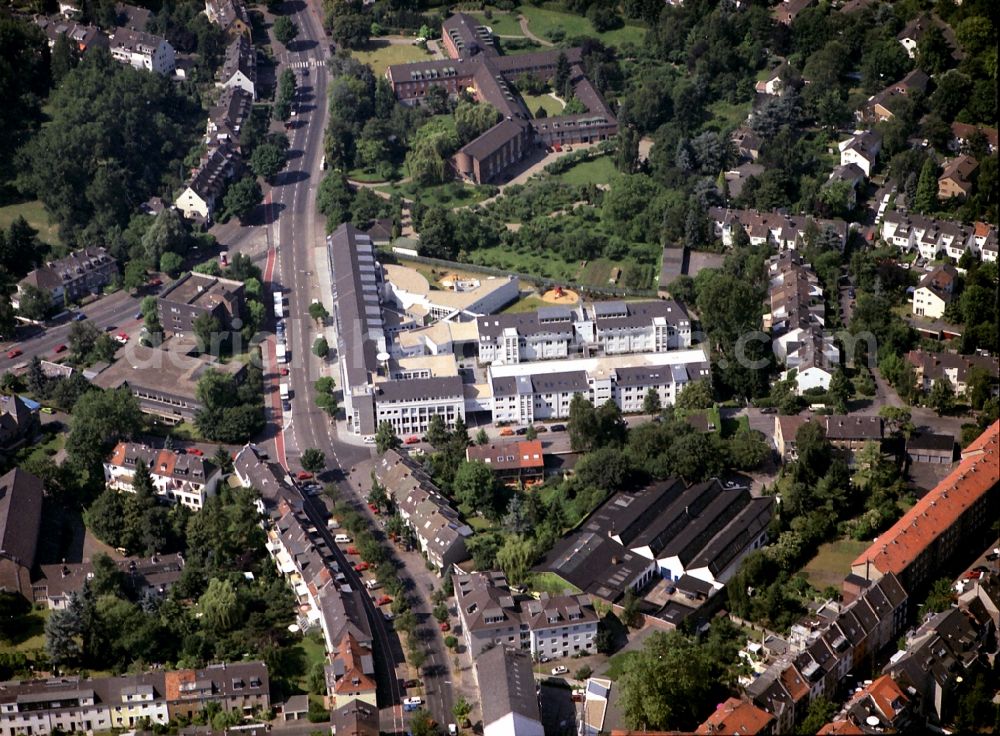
top-left (760, 407), bottom-right (778, 414)
top-left (550, 424), bottom-right (566, 432)
top-left (514, 427), bottom-right (528, 435)
top-left (403, 679), bottom-right (421, 689)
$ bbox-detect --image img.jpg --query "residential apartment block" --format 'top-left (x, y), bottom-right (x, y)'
top-left (325, 632), bottom-right (377, 709)
top-left (880, 211), bottom-right (997, 263)
top-left (454, 571), bottom-right (598, 658)
top-left (708, 207), bottom-right (848, 251)
top-left (386, 14), bottom-right (617, 184)
top-left (905, 349), bottom-right (998, 397)
top-left (0, 395), bottom-right (39, 455)
top-left (14, 247), bottom-right (118, 312)
top-left (373, 450), bottom-right (471, 572)
top-left (938, 154), bottom-right (978, 199)
top-left (103, 441), bottom-right (221, 510)
top-left (838, 130), bottom-right (882, 178)
top-left (175, 143), bottom-right (241, 223)
top-left (488, 350), bottom-right (711, 425)
top-left (109, 28), bottom-right (175, 74)
top-left (475, 300), bottom-right (692, 366)
top-left (205, 0), bottom-right (251, 38)
top-left (157, 271), bottom-right (245, 337)
top-left (0, 663), bottom-right (269, 736)
top-left (850, 421), bottom-right (999, 596)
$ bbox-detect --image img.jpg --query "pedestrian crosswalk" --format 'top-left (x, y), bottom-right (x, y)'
top-left (288, 59), bottom-right (322, 69)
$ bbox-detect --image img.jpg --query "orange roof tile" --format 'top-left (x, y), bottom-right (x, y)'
top-left (853, 421), bottom-right (999, 577)
top-left (164, 669), bottom-right (195, 701)
top-left (817, 721), bottom-right (865, 735)
top-left (333, 632), bottom-right (376, 694)
top-left (780, 664), bottom-right (809, 702)
top-left (864, 675), bottom-right (908, 720)
top-left (695, 697), bottom-right (775, 735)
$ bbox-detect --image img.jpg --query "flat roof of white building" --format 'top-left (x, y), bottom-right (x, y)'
top-left (487, 347), bottom-right (709, 382)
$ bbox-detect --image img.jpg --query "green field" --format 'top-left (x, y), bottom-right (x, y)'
top-left (523, 92), bottom-right (565, 117)
top-left (519, 4), bottom-right (647, 48)
top-left (468, 247), bottom-right (652, 290)
top-left (601, 650), bottom-right (639, 680)
top-left (351, 40), bottom-right (434, 77)
top-left (465, 10), bottom-right (524, 37)
top-left (0, 608), bottom-right (49, 655)
top-left (502, 295), bottom-right (553, 313)
top-left (552, 155), bottom-right (617, 186)
top-left (803, 538), bottom-right (869, 591)
top-left (704, 99), bottom-right (752, 133)
top-left (375, 180), bottom-right (495, 208)
top-left (527, 571), bottom-right (582, 597)
top-left (0, 199), bottom-right (61, 245)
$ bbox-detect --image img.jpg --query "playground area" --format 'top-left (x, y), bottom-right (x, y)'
top-left (540, 286), bottom-right (580, 305)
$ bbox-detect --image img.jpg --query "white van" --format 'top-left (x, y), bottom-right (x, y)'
top-left (334, 534), bottom-right (352, 544)
top-left (279, 383), bottom-right (290, 400)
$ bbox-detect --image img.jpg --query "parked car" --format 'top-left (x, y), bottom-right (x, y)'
top-left (549, 424), bottom-right (566, 432)
top-left (346, 545), bottom-right (359, 555)
top-left (189, 448), bottom-right (204, 456)
top-left (551, 666), bottom-right (568, 676)
top-left (6, 349), bottom-right (22, 359)
top-left (134, 310), bottom-right (143, 320)
top-left (40, 406), bottom-right (54, 414)
top-left (73, 313), bottom-right (87, 321)
top-left (404, 679), bottom-right (421, 689)
top-left (53, 344), bottom-right (67, 354)
top-left (499, 427), bottom-right (515, 436)
top-left (533, 425), bottom-right (548, 433)
top-left (514, 427), bottom-right (528, 435)
top-left (296, 471), bottom-right (313, 480)
top-left (405, 435), bottom-right (421, 444)
top-left (368, 503), bottom-right (380, 514)
top-left (354, 562), bottom-right (369, 572)
top-left (760, 407), bottom-right (777, 414)
top-left (403, 697), bottom-right (422, 707)
top-left (376, 595), bottom-right (392, 606)
top-left (282, 400), bottom-right (292, 411)
top-left (439, 621), bottom-right (450, 632)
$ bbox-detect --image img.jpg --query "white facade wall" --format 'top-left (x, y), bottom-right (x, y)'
top-left (374, 394), bottom-right (465, 436)
top-left (912, 287), bottom-right (947, 319)
top-left (175, 186), bottom-right (212, 220)
top-left (529, 620), bottom-right (598, 659)
top-left (103, 462), bottom-right (219, 510)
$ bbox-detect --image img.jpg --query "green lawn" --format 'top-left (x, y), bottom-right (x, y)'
top-left (503, 295), bottom-right (553, 313)
top-left (704, 99), bottom-right (752, 133)
top-left (553, 155), bottom-right (617, 186)
top-left (519, 4), bottom-right (647, 48)
top-left (468, 247), bottom-right (654, 290)
top-left (527, 571), bottom-right (581, 597)
top-left (347, 168), bottom-right (392, 183)
top-left (523, 92), bottom-right (565, 117)
top-left (351, 40), bottom-right (435, 77)
top-left (803, 539), bottom-right (869, 591)
top-left (0, 199), bottom-right (61, 245)
top-left (375, 180), bottom-right (495, 208)
top-left (465, 516), bottom-right (495, 532)
top-left (465, 10), bottom-right (524, 37)
top-left (601, 650), bottom-right (639, 681)
top-left (0, 607), bottom-right (49, 654)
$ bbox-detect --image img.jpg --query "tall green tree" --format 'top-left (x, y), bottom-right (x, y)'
top-left (914, 157), bottom-right (939, 213)
top-left (568, 393), bottom-right (598, 452)
top-left (375, 420), bottom-right (400, 454)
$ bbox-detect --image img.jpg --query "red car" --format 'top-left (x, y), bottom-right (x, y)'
top-left (404, 435), bottom-right (421, 445)
top-left (376, 595), bottom-right (392, 606)
top-left (147, 277), bottom-right (162, 286)
top-left (279, 367), bottom-right (289, 376)
top-left (439, 621), bottom-right (450, 632)
top-left (53, 344), bottom-right (67, 354)
top-left (188, 448), bottom-right (204, 457)
top-left (346, 546), bottom-right (359, 555)
top-left (354, 562), bottom-right (369, 572)
top-left (296, 471), bottom-right (313, 480)
top-left (6, 349), bottom-right (22, 359)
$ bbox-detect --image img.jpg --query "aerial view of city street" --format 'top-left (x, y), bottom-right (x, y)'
top-left (1, 0), bottom-right (998, 733)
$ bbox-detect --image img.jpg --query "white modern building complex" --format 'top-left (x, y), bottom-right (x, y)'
top-left (327, 221), bottom-right (711, 437)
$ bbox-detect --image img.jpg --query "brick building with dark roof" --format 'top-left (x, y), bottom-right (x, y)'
top-left (850, 421), bottom-right (999, 595)
top-left (0, 468), bottom-right (44, 601)
top-left (386, 14), bottom-right (617, 183)
top-left (466, 439), bottom-right (544, 485)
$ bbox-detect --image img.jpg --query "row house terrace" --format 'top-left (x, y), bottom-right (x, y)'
top-left (708, 207), bottom-right (848, 251)
top-left (880, 211), bottom-right (998, 263)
